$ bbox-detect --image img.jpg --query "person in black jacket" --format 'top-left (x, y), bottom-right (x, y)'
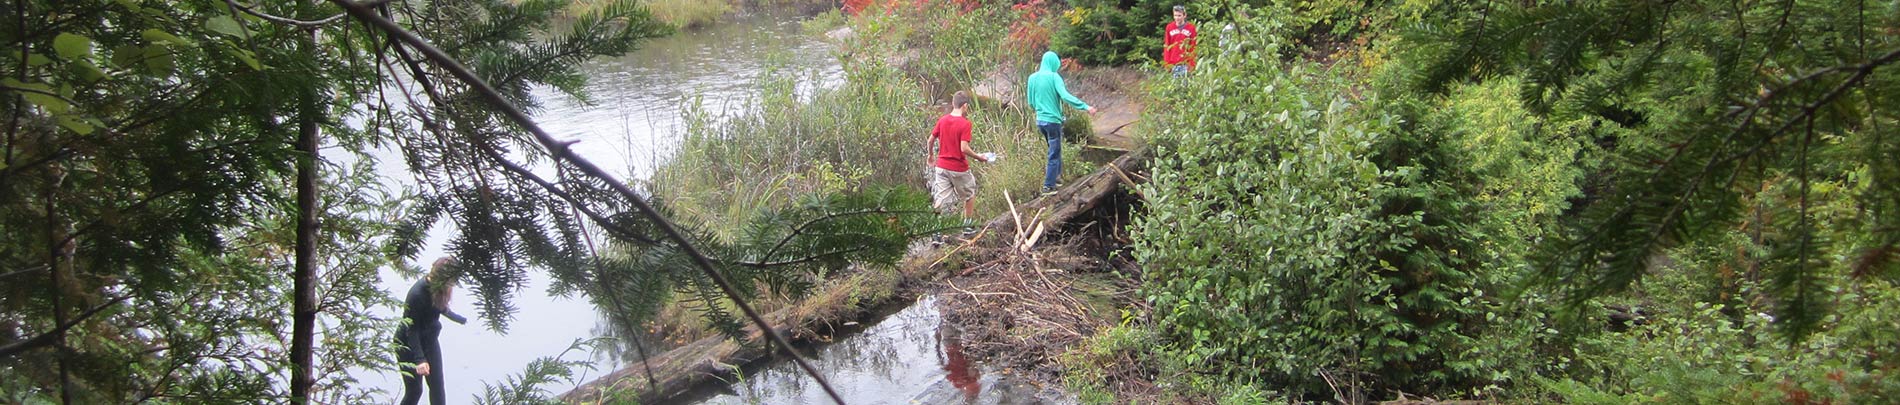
top-left (396, 257), bottom-right (467, 405)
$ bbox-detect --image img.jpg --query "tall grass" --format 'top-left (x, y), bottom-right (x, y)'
top-left (655, 1), bottom-right (1080, 233)
top-left (651, 61), bottom-right (931, 240)
top-left (559, 0), bottom-right (731, 29)
top-left (832, 1), bottom-right (1099, 220)
top-left (639, 0), bottom-right (1097, 341)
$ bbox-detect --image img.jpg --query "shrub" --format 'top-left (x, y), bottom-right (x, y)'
top-left (1051, 0), bottom-right (1414, 67)
top-left (1132, 9), bottom-right (1577, 400)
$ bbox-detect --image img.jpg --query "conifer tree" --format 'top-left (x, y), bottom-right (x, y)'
top-left (3, 0), bottom-right (954, 402)
top-left (1400, 0), bottom-right (1900, 340)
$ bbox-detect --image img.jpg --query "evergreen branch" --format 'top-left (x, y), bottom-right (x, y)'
top-left (328, 3), bottom-right (849, 403)
top-left (571, 205), bottom-right (662, 394)
top-left (0, 264), bottom-right (48, 281)
top-left (0, 294), bottom-right (132, 358)
top-left (741, 225), bottom-right (963, 268)
top-left (477, 144), bottom-right (661, 245)
top-left (66, 187), bottom-right (187, 247)
top-left (1555, 46), bottom-right (1900, 299)
top-left (1713, 47), bottom-right (1900, 173)
top-left (759, 209), bottom-right (938, 262)
top-left (226, 0), bottom-right (346, 27)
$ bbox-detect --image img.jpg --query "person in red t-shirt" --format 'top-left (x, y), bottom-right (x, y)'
top-left (924, 91), bottom-right (994, 221)
top-left (1163, 4), bottom-right (1197, 77)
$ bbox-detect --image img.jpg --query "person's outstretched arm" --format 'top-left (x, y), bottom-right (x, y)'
top-left (442, 310), bottom-right (468, 325)
top-left (1055, 78), bottom-right (1091, 112)
top-left (959, 140), bottom-right (988, 163)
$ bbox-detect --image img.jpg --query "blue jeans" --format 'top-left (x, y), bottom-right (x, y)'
top-left (1172, 64), bottom-right (1187, 78)
top-left (1038, 121), bottom-right (1063, 189)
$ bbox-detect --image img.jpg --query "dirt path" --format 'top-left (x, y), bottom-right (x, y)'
top-left (972, 64), bottom-right (1148, 150)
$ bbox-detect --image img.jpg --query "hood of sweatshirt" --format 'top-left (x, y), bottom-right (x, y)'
top-left (1040, 51), bottom-right (1060, 73)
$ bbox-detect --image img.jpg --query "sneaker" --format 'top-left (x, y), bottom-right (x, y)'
top-left (1040, 186), bottom-right (1058, 196)
top-left (961, 227), bottom-right (980, 237)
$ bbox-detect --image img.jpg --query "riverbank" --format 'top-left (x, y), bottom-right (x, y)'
top-left (563, 146), bottom-right (1152, 404)
top-left (553, 0), bottom-right (836, 30)
top-left (562, 2), bottom-right (1162, 402)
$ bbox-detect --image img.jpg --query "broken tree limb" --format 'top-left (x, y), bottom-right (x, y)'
top-left (982, 147), bottom-right (1151, 243)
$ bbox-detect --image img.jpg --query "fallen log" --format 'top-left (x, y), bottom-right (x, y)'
top-left (981, 147), bottom-right (1150, 241)
top-left (561, 147), bottom-right (1152, 403)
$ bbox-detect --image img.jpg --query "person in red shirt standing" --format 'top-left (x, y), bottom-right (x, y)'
top-left (1163, 4), bottom-right (1197, 77)
top-left (925, 91), bottom-right (995, 222)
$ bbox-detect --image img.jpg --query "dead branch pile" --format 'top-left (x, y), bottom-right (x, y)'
top-left (934, 188), bottom-right (1134, 383)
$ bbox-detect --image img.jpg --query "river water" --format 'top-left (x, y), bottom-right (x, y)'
top-left (675, 297), bottom-right (1074, 405)
top-left (363, 10), bottom-right (840, 401)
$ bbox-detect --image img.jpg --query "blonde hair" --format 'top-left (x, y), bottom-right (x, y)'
top-left (427, 257), bottom-right (460, 309)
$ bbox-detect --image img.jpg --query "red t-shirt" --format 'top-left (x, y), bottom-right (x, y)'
top-left (932, 114), bottom-right (973, 172)
top-left (1164, 21), bottom-right (1197, 67)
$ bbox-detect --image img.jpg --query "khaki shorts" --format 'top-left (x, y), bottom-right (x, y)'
top-left (929, 167), bottom-right (978, 213)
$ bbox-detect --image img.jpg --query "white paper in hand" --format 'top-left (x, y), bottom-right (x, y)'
top-left (980, 152), bottom-right (999, 162)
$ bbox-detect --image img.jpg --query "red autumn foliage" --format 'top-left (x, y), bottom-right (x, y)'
top-left (1004, 0), bottom-right (1052, 53)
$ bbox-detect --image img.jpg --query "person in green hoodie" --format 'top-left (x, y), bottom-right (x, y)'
top-left (1026, 51), bottom-right (1095, 194)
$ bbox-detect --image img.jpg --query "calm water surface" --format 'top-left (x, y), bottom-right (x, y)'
top-left (675, 297), bottom-right (1075, 405)
top-left (363, 10), bottom-right (840, 401)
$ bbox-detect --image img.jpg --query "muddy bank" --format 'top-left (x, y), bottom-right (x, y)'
top-left (561, 148), bottom-right (1151, 403)
top-left (929, 150), bottom-right (1150, 396)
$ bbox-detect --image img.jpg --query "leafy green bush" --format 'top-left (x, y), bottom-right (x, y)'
top-left (1050, 0), bottom-right (1418, 67)
top-left (1131, 9), bottom-right (1582, 400)
top-left (1550, 284), bottom-right (1900, 404)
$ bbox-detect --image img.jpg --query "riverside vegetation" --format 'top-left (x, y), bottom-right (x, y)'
top-left (1059, 0), bottom-right (1900, 403)
top-left (623, 0), bottom-right (1104, 353)
top-left (5, 0), bottom-right (1897, 404)
top-left (1, 0), bottom-right (956, 403)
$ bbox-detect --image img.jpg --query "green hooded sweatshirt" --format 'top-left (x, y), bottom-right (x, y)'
top-left (1026, 51), bottom-right (1090, 124)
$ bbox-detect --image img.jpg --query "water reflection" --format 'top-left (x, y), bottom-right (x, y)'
top-left (684, 297), bottom-right (960, 404)
top-left (677, 296), bottom-right (1078, 405)
top-left (939, 326), bottom-right (981, 401)
top-left (357, 10), bottom-right (840, 401)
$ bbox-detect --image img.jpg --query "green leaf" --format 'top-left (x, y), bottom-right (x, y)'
top-left (233, 49), bottom-right (262, 70)
top-left (220, 40), bottom-right (263, 70)
top-left (206, 15), bottom-right (244, 37)
top-left (53, 33), bottom-right (94, 59)
top-left (110, 44), bottom-right (144, 68)
top-left (70, 60), bottom-right (107, 83)
top-left (25, 53), bottom-right (51, 67)
top-left (57, 115), bottom-right (94, 135)
top-left (144, 46), bottom-right (176, 74)
top-left (141, 29), bottom-right (193, 46)
top-left (5, 79), bottom-right (69, 114)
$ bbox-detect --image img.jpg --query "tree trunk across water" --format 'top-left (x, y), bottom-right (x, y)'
top-left (561, 149), bottom-right (1151, 404)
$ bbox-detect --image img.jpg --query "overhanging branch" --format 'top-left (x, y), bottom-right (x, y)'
top-left (326, 2), bottom-right (847, 403)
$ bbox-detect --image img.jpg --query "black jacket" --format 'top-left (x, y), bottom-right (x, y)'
top-left (395, 279), bottom-right (464, 362)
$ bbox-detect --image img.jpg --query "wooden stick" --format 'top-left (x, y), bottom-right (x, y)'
top-left (1107, 162), bottom-right (1144, 197)
top-left (1004, 190), bottom-right (1024, 238)
top-left (1022, 221), bottom-right (1047, 253)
